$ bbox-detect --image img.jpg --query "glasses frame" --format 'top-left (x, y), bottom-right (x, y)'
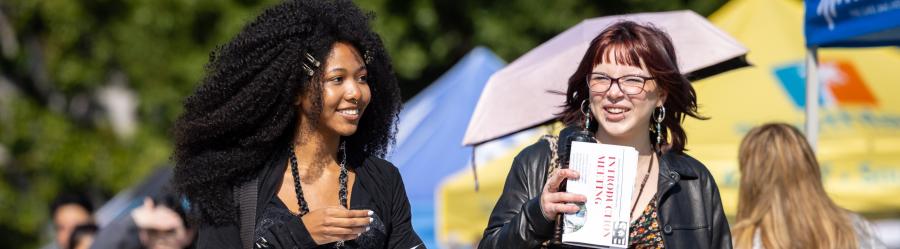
top-left (586, 73), bottom-right (655, 95)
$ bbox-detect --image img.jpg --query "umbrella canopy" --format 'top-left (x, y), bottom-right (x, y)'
top-left (389, 47), bottom-right (505, 249)
top-left (463, 10), bottom-right (749, 146)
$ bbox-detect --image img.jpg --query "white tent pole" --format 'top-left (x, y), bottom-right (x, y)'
top-left (805, 47), bottom-right (819, 151)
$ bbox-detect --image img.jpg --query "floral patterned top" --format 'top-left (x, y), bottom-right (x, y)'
top-left (629, 197), bottom-right (665, 249)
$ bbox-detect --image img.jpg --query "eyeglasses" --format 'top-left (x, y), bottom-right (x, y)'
top-left (586, 73), bottom-right (654, 95)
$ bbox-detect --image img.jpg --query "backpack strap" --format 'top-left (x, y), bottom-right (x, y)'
top-left (234, 177), bottom-right (259, 249)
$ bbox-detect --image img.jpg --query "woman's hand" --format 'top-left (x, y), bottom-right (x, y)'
top-left (540, 169), bottom-right (587, 221)
top-left (131, 198), bottom-right (195, 249)
top-left (301, 206), bottom-right (372, 245)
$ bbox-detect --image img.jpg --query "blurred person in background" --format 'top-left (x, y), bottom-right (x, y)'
top-left (132, 197), bottom-right (195, 249)
top-left (733, 123), bottom-right (885, 249)
top-left (479, 21), bottom-right (731, 249)
top-left (171, 0), bottom-right (422, 248)
top-left (51, 193), bottom-right (95, 249)
top-left (90, 191), bottom-right (196, 249)
top-left (68, 224), bottom-right (98, 249)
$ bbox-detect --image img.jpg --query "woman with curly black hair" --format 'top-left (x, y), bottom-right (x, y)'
top-left (172, 0), bottom-right (423, 248)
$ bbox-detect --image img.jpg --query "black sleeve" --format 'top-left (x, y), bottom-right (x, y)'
top-left (479, 144), bottom-right (555, 249)
top-left (706, 173), bottom-right (733, 249)
top-left (387, 166), bottom-right (426, 249)
top-left (196, 223), bottom-right (243, 249)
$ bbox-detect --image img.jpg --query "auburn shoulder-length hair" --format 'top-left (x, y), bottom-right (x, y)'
top-left (557, 21), bottom-right (706, 154)
top-left (733, 123), bottom-right (857, 249)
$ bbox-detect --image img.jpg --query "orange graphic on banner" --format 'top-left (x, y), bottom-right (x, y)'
top-left (823, 60), bottom-right (878, 107)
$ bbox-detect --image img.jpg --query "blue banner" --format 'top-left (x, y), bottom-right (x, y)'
top-left (805, 0), bottom-right (900, 47)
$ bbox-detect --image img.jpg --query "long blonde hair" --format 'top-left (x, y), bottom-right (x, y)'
top-left (733, 123), bottom-right (857, 249)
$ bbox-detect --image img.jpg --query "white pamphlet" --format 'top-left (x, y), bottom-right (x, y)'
top-left (562, 142), bottom-right (638, 248)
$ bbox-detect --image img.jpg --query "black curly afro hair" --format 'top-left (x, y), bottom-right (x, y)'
top-left (172, 0), bottom-right (401, 225)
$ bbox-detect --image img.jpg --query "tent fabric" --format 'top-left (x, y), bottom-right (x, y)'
top-left (692, 0), bottom-right (900, 213)
top-left (389, 47), bottom-right (505, 249)
top-left (805, 0), bottom-right (900, 47)
top-left (436, 124), bottom-right (559, 247)
top-left (391, 46), bottom-right (505, 201)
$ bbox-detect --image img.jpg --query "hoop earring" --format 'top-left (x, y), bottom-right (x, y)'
top-left (581, 99), bottom-right (592, 131)
top-left (654, 106), bottom-right (666, 146)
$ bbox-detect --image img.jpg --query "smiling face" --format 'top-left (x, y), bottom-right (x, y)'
top-left (299, 42), bottom-right (371, 137)
top-left (53, 204), bottom-right (91, 248)
top-left (562, 21), bottom-right (700, 153)
top-left (588, 53), bottom-right (665, 141)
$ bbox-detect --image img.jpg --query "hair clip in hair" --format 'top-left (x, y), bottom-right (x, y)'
top-left (304, 53), bottom-right (320, 67)
top-left (302, 63), bottom-right (315, 76)
top-left (302, 52), bottom-right (320, 76)
top-left (363, 50), bottom-right (374, 64)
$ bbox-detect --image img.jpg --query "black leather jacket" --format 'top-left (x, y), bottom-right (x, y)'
top-left (479, 128), bottom-right (732, 249)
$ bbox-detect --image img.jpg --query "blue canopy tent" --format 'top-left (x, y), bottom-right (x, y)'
top-left (803, 0), bottom-right (900, 148)
top-left (390, 47), bottom-right (505, 248)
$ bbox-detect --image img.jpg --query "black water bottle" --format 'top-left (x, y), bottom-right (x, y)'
top-left (550, 129), bottom-right (597, 247)
top-left (559, 130), bottom-right (597, 169)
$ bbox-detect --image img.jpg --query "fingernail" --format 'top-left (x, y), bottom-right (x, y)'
top-left (369, 217), bottom-right (374, 222)
top-left (366, 227), bottom-right (370, 232)
top-left (367, 210), bottom-right (374, 216)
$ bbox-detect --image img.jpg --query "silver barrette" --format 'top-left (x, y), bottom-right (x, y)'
top-left (302, 52), bottom-right (320, 76)
top-left (304, 52), bottom-right (320, 67)
top-left (363, 50), bottom-right (374, 64)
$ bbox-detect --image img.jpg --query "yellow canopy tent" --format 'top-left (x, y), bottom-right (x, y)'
top-left (436, 124), bottom-right (561, 247)
top-left (437, 0), bottom-right (900, 246)
top-left (685, 0), bottom-right (900, 214)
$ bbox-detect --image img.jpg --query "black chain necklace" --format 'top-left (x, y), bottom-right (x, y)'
top-left (630, 151), bottom-right (655, 218)
top-left (288, 141), bottom-right (349, 216)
